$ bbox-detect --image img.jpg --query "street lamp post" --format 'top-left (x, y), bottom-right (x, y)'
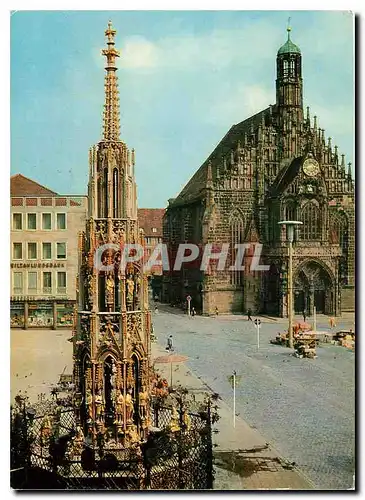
top-left (278, 220), bottom-right (303, 348)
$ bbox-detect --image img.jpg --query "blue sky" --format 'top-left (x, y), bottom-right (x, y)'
top-left (11, 10), bottom-right (354, 207)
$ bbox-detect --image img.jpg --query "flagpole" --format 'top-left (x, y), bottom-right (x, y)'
top-left (233, 371), bottom-right (236, 428)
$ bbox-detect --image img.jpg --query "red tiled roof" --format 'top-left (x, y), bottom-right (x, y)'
top-left (11, 174), bottom-right (57, 196)
top-left (138, 208), bottom-right (165, 237)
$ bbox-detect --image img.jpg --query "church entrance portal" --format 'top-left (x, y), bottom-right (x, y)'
top-left (293, 261), bottom-right (334, 315)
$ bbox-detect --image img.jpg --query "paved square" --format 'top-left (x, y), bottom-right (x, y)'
top-left (11, 309), bottom-right (355, 490)
top-left (152, 308), bottom-right (355, 490)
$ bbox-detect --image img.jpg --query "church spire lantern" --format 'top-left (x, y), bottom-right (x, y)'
top-left (276, 23), bottom-right (303, 126)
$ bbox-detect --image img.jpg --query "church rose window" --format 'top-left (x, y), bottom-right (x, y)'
top-left (301, 202), bottom-right (320, 240)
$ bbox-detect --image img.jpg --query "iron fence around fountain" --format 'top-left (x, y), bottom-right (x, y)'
top-left (11, 394), bottom-right (214, 490)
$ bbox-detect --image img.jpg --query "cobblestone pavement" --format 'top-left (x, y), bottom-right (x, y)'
top-left (152, 306), bottom-right (355, 490)
top-left (11, 309), bottom-right (355, 490)
top-left (152, 343), bottom-right (314, 490)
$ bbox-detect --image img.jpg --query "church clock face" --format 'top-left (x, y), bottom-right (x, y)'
top-left (303, 158), bottom-right (320, 177)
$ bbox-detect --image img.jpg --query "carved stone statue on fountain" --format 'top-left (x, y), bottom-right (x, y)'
top-left (105, 274), bottom-right (114, 307)
top-left (134, 273), bottom-right (141, 309)
top-left (72, 425), bottom-right (85, 456)
top-left (126, 275), bottom-right (134, 311)
top-left (85, 388), bottom-right (93, 419)
top-left (125, 389), bottom-right (134, 424)
top-left (114, 390), bottom-right (125, 424)
top-left (110, 360), bottom-right (117, 388)
top-left (127, 423), bottom-right (141, 446)
top-left (95, 390), bottom-right (105, 422)
top-left (169, 407), bottom-right (180, 433)
top-left (40, 415), bottom-right (52, 446)
top-left (138, 386), bottom-right (149, 421)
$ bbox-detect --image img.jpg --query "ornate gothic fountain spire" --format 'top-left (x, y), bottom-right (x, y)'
top-left (102, 21), bottom-right (121, 141)
top-left (74, 23), bottom-right (151, 446)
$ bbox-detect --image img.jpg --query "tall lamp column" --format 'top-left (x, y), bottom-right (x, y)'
top-left (278, 220), bottom-right (303, 348)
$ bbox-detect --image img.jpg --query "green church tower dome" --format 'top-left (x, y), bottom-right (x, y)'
top-left (277, 26), bottom-right (301, 55)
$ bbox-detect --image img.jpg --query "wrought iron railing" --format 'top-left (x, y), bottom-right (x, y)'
top-left (10, 391), bottom-right (216, 491)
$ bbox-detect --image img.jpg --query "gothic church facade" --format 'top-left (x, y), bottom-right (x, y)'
top-left (162, 28), bottom-right (355, 317)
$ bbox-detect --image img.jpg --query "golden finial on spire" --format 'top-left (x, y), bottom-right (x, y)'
top-left (287, 17), bottom-right (292, 38)
top-left (105, 20), bottom-right (116, 44)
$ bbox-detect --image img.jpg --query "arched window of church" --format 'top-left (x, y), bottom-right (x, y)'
top-left (330, 212), bottom-right (348, 284)
top-left (301, 202), bottom-right (320, 240)
top-left (289, 59), bottom-right (295, 77)
top-left (230, 214), bottom-right (244, 285)
top-left (330, 212), bottom-right (348, 248)
top-left (283, 59), bottom-right (289, 78)
top-left (285, 202), bottom-right (296, 221)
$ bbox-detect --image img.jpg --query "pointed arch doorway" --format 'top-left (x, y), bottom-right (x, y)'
top-left (293, 261), bottom-right (335, 315)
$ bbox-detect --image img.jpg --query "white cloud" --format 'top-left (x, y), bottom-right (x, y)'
top-left (123, 36), bottom-right (160, 69)
top-left (117, 20), bottom-right (279, 71)
top-left (206, 84), bottom-right (274, 126)
top-left (309, 104), bottom-right (354, 137)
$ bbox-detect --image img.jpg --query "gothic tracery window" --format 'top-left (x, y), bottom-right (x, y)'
top-left (230, 213), bottom-right (244, 285)
top-left (329, 212), bottom-right (349, 284)
top-left (113, 168), bottom-right (119, 218)
top-left (301, 202), bottom-right (321, 240)
top-left (285, 201), bottom-right (296, 221)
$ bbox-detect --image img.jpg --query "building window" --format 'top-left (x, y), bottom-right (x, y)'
top-left (27, 213), bottom-right (37, 230)
top-left (28, 272), bottom-right (37, 293)
top-left (329, 212), bottom-right (349, 284)
top-left (301, 203), bottom-right (320, 240)
top-left (27, 242), bottom-right (37, 259)
top-left (13, 213), bottom-right (22, 230)
top-left (56, 213), bottom-right (66, 230)
top-left (57, 272), bottom-right (67, 293)
top-left (13, 272), bottom-right (23, 295)
top-left (230, 214), bottom-right (244, 285)
top-left (42, 242), bottom-right (52, 260)
top-left (43, 272), bottom-right (52, 294)
top-left (13, 243), bottom-right (23, 260)
top-left (285, 202), bottom-right (296, 221)
top-left (56, 243), bottom-right (67, 259)
top-left (152, 227), bottom-right (157, 233)
top-left (42, 213), bottom-right (52, 230)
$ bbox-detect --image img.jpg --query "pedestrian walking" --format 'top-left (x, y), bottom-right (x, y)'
top-left (154, 305), bottom-right (159, 314)
top-left (166, 335), bottom-right (173, 351)
top-left (215, 306), bottom-right (219, 316)
top-left (247, 308), bottom-right (252, 321)
top-left (191, 307), bottom-right (196, 317)
top-left (303, 310), bottom-right (307, 322)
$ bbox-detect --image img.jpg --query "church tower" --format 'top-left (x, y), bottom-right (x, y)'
top-left (276, 24), bottom-right (304, 139)
top-left (73, 22), bottom-right (151, 446)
